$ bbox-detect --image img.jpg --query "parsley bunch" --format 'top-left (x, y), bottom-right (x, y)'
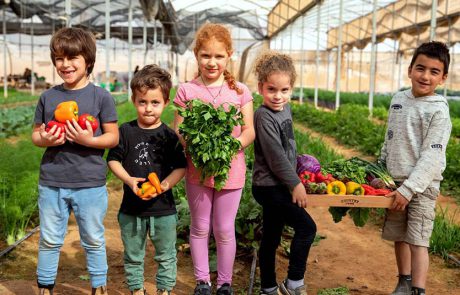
top-left (178, 99), bottom-right (244, 190)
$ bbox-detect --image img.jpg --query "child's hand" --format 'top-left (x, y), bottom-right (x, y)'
top-left (129, 177), bottom-right (146, 194)
top-left (292, 182), bottom-right (308, 208)
top-left (140, 191), bottom-right (158, 201)
top-left (160, 180), bottom-right (170, 192)
top-left (387, 190), bottom-right (409, 211)
top-left (65, 118), bottom-right (94, 146)
top-left (39, 123), bottom-right (66, 146)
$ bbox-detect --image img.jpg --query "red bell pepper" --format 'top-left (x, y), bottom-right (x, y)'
top-left (299, 171), bottom-right (316, 184)
top-left (78, 113), bottom-right (99, 132)
top-left (361, 184), bottom-right (392, 196)
top-left (315, 171), bottom-right (334, 184)
top-left (45, 120), bottom-right (66, 138)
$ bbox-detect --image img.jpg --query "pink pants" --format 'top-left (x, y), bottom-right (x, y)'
top-left (186, 181), bottom-right (242, 286)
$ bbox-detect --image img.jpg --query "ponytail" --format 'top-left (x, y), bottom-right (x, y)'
top-left (223, 70), bottom-right (243, 95)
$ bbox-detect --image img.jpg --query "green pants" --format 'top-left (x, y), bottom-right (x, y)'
top-left (118, 212), bottom-right (177, 291)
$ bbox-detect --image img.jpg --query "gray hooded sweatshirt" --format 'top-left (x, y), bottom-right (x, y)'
top-left (379, 89), bottom-right (452, 201)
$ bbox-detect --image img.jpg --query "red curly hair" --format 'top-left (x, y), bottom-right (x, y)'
top-left (193, 23), bottom-right (242, 95)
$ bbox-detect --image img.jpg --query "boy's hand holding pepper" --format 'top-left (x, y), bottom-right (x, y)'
top-left (39, 123), bottom-right (66, 146)
top-left (66, 118), bottom-right (95, 146)
top-left (386, 190), bottom-right (409, 211)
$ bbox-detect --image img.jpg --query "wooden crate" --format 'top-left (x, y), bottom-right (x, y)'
top-left (306, 194), bottom-right (393, 208)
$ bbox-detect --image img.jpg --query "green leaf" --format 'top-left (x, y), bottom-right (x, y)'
top-left (348, 208), bottom-right (370, 227)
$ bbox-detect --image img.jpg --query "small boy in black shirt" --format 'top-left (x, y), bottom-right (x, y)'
top-left (107, 65), bottom-right (186, 295)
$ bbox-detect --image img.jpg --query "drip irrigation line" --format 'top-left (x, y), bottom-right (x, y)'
top-left (248, 247), bottom-right (258, 295)
top-left (447, 254), bottom-right (460, 267)
top-left (0, 226), bottom-right (39, 259)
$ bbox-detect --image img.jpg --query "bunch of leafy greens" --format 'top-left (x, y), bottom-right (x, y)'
top-left (178, 99), bottom-right (243, 190)
top-left (324, 158), bottom-right (369, 227)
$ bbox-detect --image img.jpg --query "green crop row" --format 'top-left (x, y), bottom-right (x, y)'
top-left (294, 88), bottom-right (460, 118)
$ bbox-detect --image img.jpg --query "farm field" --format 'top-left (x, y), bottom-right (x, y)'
top-left (0, 93), bottom-right (459, 295)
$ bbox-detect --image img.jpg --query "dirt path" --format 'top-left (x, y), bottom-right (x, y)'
top-left (0, 125), bottom-right (459, 294)
top-left (1, 182), bottom-right (459, 295)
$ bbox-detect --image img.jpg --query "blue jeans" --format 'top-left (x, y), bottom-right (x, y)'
top-left (36, 185), bottom-right (108, 288)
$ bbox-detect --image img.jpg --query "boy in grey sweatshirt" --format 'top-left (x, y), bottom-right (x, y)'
top-left (379, 42), bottom-right (451, 295)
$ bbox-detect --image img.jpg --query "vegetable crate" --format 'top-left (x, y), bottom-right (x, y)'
top-left (306, 194), bottom-right (393, 208)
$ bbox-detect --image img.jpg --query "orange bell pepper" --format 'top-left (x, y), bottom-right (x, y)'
top-left (136, 182), bottom-right (157, 199)
top-left (148, 172), bottom-right (162, 194)
top-left (55, 101), bottom-right (79, 123)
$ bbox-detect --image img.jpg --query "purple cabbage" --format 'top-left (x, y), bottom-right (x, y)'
top-left (296, 154), bottom-right (321, 174)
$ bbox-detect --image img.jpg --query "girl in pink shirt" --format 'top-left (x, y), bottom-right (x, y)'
top-left (173, 23), bottom-right (255, 295)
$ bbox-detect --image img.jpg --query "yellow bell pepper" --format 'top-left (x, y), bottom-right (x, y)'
top-left (346, 181), bottom-right (365, 195)
top-left (327, 181), bottom-right (346, 195)
top-left (54, 101), bottom-right (79, 123)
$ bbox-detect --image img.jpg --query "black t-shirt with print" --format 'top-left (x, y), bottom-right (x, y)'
top-left (107, 120), bottom-right (186, 217)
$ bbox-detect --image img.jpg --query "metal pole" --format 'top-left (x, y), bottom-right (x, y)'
top-left (51, 0), bottom-right (55, 85)
top-left (3, 4), bottom-right (8, 98)
top-left (335, 0), bottom-right (344, 110)
top-left (299, 16), bottom-right (305, 104)
top-left (65, 0), bottom-right (71, 27)
top-left (153, 22), bottom-right (157, 64)
top-left (143, 18), bottom-right (147, 66)
top-left (128, 0), bottom-right (133, 98)
top-left (444, 18), bottom-right (452, 97)
top-left (397, 52), bottom-right (402, 92)
top-left (430, 0), bottom-right (437, 41)
top-left (314, 4), bottom-right (321, 108)
top-left (105, 0), bottom-right (110, 92)
top-left (368, 0), bottom-right (378, 117)
top-left (31, 14), bottom-right (35, 96)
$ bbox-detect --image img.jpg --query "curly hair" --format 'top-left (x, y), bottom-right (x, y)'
top-left (253, 50), bottom-right (297, 87)
top-left (50, 27), bottom-right (96, 76)
top-left (130, 64), bottom-right (172, 103)
top-left (193, 23), bottom-right (242, 95)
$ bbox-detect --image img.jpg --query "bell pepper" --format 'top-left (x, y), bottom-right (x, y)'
top-left (136, 181), bottom-right (157, 199)
top-left (54, 101), bottom-right (79, 123)
top-left (299, 171), bottom-right (316, 184)
top-left (326, 181), bottom-right (346, 195)
top-left (45, 120), bottom-right (66, 138)
top-left (78, 113), bottom-right (98, 132)
top-left (346, 181), bottom-right (365, 195)
top-left (361, 184), bottom-right (392, 196)
top-left (315, 171), bottom-right (334, 184)
top-left (148, 172), bottom-right (162, 194)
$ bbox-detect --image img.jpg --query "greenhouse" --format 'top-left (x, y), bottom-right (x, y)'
top-left (0, 1), bottom-right (459, 295)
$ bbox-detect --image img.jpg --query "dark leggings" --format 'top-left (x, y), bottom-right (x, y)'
top-left (253, 185), bottom-right (317, 288)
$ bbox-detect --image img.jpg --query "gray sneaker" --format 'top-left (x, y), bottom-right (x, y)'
top-left (279, 280), bottom-right (307, 295)
top-left (391, 276), bottom-right (412, 295)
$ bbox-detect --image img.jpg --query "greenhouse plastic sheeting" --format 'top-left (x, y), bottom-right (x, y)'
top-left (0, 0), bottom-right (268, 54)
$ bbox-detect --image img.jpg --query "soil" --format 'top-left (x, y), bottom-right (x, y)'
top-left (1, 126), bottom-right (459, 295)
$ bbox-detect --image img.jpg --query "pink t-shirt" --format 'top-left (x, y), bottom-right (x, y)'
top-left (174, 78), bottom-right (253, 189)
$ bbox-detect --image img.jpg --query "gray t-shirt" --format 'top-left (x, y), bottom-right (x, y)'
top-left (252, 104), bottom-right (300, 189)
top-left (34, 83), bottom-right (118, 188)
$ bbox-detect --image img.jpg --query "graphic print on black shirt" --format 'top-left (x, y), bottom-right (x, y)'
top-left (134, 141), bottom-right (153, 166)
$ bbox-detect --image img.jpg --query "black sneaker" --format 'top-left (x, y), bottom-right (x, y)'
top-left (391, 276), bottom-right (412, 295)
top-left (260, 287), bottom-right (281, 295)
top-left (194, 281), bottom-right (211, 295)
top-left (216, 283), bottom-right (234, 295)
